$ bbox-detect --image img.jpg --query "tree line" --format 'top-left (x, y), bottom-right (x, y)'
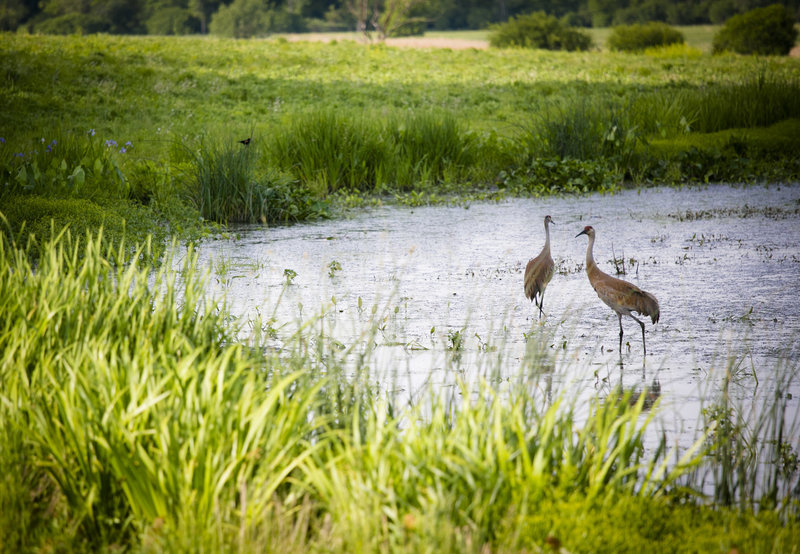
top-left (2, 0), bottom-right (798, 37)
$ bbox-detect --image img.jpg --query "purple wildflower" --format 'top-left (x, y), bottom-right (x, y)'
top-left (0, 137), bottom-right (5, 143)
top-left (105, 139), bottom-right (118, 148)
top-left (89, 129), bottom-right (96, 137)
top-left (119, 147), bottom-right (127, 153)
top-left (125, 141), bottom-right (132, 147)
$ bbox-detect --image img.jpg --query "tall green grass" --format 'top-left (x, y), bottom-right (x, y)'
top-left (679, 72), bottom-right (800, 133)
top-left (185, 136), bottom-right (326, 224)
top-left (690, 353), bottom-right (800, 513)
top-left (2, 230), bottom-right (799, 551)
top-left (268, 109), bottom-right (480, 194)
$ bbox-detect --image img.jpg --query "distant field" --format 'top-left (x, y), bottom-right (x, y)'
top-left (283, 25), bottom-right (722, 52)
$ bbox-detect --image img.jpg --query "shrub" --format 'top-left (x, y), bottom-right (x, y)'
top-left (712, 4), bottom-right (798, 56)
top-left (607, 22), bottom-right (685, 52)
top-left (489, 11), bottom-right (592, 51)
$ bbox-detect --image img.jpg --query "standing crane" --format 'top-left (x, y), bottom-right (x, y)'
top-left (576, 225), bottom-right (660, 354)
top-left (524, 215), bottom-right (555, 318)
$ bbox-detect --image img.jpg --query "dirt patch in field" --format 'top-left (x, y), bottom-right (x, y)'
top-left (281, 33), bottom-right (488, 50)
top-left (383, 37), bottom-right (488, 50)
top-left (791, 45), bottom-right (800, 57)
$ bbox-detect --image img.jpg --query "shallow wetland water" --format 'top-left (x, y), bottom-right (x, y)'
top-left (187, 183), bottom-right (800, 456)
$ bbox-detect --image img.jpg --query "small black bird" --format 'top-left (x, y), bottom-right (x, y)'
top-left (239, 138), bottom-right (251, 146)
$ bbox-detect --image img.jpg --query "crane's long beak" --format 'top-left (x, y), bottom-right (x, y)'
top-left (576, 229), bottom-right (587, 238)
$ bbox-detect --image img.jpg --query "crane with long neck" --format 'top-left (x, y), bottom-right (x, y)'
top-left (524, 215), bottom-right (555, 319)
top-left (576, 225), bottom-right (660, 354)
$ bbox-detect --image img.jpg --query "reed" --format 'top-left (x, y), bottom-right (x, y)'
top-left (186, 136), bottom-right (323, 224)
top-left (268, 109), bottom-right (390, 195)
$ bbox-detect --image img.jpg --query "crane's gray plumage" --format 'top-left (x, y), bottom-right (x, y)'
top-left (524, 215), bottom-right (555, 318)
top-left (577, 225), bottom-right (660, 354)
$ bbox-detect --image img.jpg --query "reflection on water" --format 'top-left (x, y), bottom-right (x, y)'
top-left (184, 183), bottom-right (800, 454)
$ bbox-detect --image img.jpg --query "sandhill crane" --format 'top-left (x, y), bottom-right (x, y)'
top-left (524, 215), bottom-right (555, 318)
top-left (576, 225), bottom-right (660, 354)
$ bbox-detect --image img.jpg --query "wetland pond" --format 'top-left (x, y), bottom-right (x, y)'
top-left (187, 183), bottom-right (800, 459)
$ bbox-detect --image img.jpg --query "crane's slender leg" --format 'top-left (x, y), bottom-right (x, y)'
top-left (538, 290), bottom-right (546, 319)
top-left (629, 314), bottom-right (647, 355)
top-left (617, 312), bottom-right (624, 353)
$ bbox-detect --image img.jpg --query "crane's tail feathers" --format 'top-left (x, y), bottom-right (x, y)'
top-left (641, 291), bottom-right (660, 324)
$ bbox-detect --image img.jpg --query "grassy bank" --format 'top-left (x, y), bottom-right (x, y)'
top-left (1, 230), bottom-right (798, 552)
top-left (2, 32), bottom-right (800, 248)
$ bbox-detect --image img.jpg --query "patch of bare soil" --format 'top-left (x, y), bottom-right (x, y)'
top-left (383, 37), bottom-right (488, 50)
top-left (791, 45), bottom-right (800, 57)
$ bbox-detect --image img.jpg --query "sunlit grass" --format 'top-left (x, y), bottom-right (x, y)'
top-left (1, 229), bottom-right (799, 551)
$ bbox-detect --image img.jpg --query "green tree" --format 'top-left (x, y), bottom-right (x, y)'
top-left (146, 5), bottom-right (200, 34)
top-left (713, 3), bottom-right (799, 55)
top-left (0, 0), bottom-right (30, 30)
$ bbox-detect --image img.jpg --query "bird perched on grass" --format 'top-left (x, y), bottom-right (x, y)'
top-left (524, 215), bottom-right (555, 319)
top-left (576, 225), bottom-right (660, 354)
top-left (239, 138), bottom-right (251, 146)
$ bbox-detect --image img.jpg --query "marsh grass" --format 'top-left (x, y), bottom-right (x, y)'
top-left (691, 352), bottom-right (800, 513)
top-left (186, 136), bottom-right (326, 224)
top-left (2, 230), bottom-right (799, 551)
top-left (682, 72), bottom-right (800, 133)
top-left (269, 109), bottom-right (389, 195)
top-left (268, 109), bottom-right (480, 194)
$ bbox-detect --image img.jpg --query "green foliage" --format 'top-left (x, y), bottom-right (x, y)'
top-left (186, 137), bottom-right (327, 224)
top-left (145, 7), bottom-right (200, 35)
top-left (712, 4), bottom-right (799, 56)
top-left (501, 158), bottom-right (620, 196)
top-left (268, 109), bottom-right (478, 194)
top-left (607, 22), bottom-right (685, 52)
top-left (489, 11), bottom-right (593, 51)
top-left (0, 231), bottom-right (319, 548)
top-left (676, 73), bottom-right (800, 133)
top-left (209, 0), bottom-right (305, 37)
top-left (269, 110), bottom-right (390, 195)
top-left (1, 231), bottom-right (799, 551)
top-left (1, 130), bottom-right (129, 200)
top-left (2, 33), bottom-right (800, 205)
top-left (387, 110), bottom-right (478, 188)
top-left (644, 119), bottom-right (800, 184)
top-left (32, 12), bottom-right (107, 34)
top-left (516, 95), bottom-right (645, 170)
top-left (0, 195), bottom-right (169, 262)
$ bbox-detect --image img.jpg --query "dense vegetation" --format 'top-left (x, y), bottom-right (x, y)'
top-left (2, 32), bottom-right (799, 249)
top-left (488, 11), bottom-right (593, 50)
top-left (607, 21), bottom-right (685, 51)
top-left (712, 3), bottom-right (799, 55)
top-left (4, 0), bottom-right (799, 36)
top-left (1, 230), bottom-right (798, 552)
